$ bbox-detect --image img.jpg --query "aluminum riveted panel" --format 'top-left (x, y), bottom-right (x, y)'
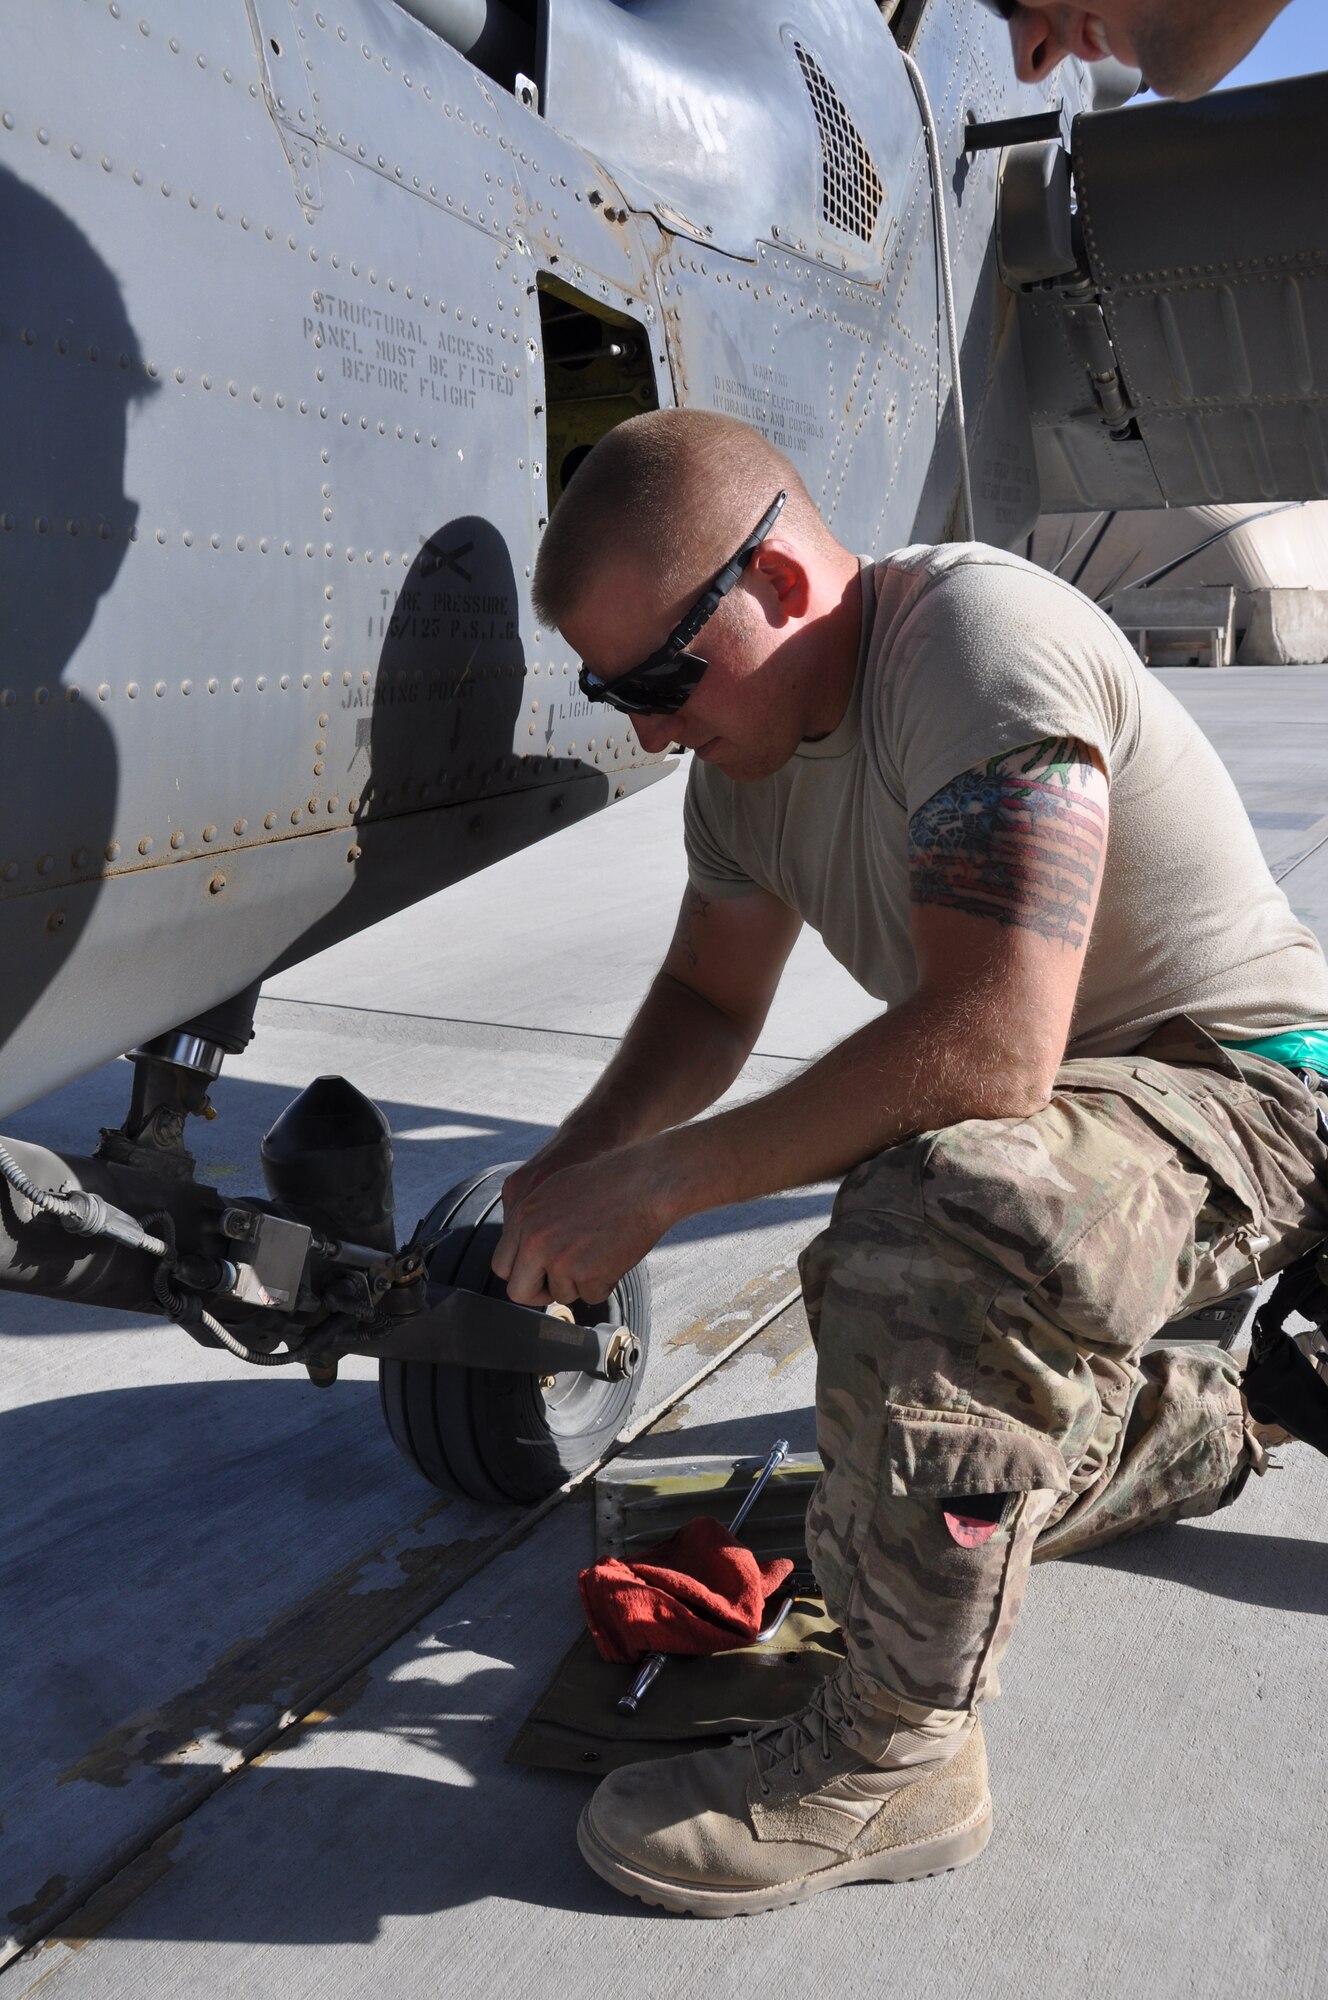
top-left (0, 0), bottom-right (1098, 1114)
top-left (544, 0), bottom-right (919, 274)
top-left (654, 0), bottom-right (1060, 553)
top-left (0, 0), bottom-right (670, 1114)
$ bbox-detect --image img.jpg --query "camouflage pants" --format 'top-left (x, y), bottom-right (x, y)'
top-left (800, 1020), bottom-right (1328, 1714)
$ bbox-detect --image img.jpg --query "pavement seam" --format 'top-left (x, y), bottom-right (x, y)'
top-left (254, 996), bottom-right (807, 1071)
top-left (1273, 822), bottom-right (1328, 885)
top-left (256, 994), bottom-right (627, 1059)
top-left (0, 1280), bottom-right (801, 1976)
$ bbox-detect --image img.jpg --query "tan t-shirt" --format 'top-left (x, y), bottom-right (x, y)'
top-left (684, 544), bottom-right (1328, 1058)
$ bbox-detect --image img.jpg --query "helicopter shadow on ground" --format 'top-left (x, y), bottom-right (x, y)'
top-left (36, 1580), bottom-right (661, 1946)
top-left (57, 1723), bottom-right (630, 1949)
top-left (0, 1374), bottom-right (433, 1768)
top-left (0, 1370), bottom-right (634, 1945)
top-left (0, 164), bottom-right (157, 1059)
top-left (0, 1330), bottom-right (816, 1943)
top-left (0, 1400), bottom-right (620, 1953)
top-left (628, 1406), bottom-right (819, 1464)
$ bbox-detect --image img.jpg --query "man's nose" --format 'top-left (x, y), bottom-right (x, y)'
top-left (1008, 6), bottom-right (1073, 83)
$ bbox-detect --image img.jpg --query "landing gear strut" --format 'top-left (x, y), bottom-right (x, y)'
top-left (0, 1020), bottom-right (652, 1504)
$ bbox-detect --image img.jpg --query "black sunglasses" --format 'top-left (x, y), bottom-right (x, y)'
top-left (974, 0), bottom-right (1021, 18)
top-left (578, 491), bottom-right (787, 718)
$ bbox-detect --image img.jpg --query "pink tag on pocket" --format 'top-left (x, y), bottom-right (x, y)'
top-left (943, 1510), bottom-right (1001, 1548)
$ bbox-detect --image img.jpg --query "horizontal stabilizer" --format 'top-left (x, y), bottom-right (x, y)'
top-left (1011, 73), bottom-right (1328, 512)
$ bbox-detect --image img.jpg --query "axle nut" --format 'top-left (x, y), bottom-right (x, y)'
top-left (604, 1326), bottom-right (640, 1381)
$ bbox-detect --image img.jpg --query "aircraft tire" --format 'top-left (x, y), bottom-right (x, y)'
top-left (378, 1163), bottom-right (652, 1503)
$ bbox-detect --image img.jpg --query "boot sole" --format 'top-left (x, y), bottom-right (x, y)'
top-left (577, 1794), bottom-right (992, 1918)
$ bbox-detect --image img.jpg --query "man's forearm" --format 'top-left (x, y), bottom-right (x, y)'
top-left (644, 983), bottom-right (1054, 1227)
top-left (559, 971), bottom-right (759, 1152)
top-left (492, 977), bottom-right (1055, 1310)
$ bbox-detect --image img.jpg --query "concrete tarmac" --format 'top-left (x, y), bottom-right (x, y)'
top-left (2, 668), bottom-right (1327, 1995)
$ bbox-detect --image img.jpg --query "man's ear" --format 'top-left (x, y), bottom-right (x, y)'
top-left (748, 543), bottom-right (810, 625)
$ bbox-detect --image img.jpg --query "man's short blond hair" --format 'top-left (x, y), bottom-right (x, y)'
top-left (532, 409), bottom-right (835, 632)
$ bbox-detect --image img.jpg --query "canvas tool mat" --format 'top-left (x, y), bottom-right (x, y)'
top-left (506, 1594), bottom-right (845, 1776)
top-left (507, 1452), bottom-right (843, 1777)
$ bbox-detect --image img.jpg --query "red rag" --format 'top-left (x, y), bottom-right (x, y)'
top-left (578, 1516), bottom-right (795, 1664)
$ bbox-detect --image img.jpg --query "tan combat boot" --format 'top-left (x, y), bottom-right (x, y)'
top-left (577, 1664), bottom-right (991, 1917)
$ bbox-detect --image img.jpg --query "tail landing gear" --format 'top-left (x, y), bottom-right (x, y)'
top-left (379, 1164), bottom-right (651, 1503)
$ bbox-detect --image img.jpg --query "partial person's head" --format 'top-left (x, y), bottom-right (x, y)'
top-left (532, 411), bottom-right (860, 783)
top-left (983, 0), bottom-right (1291, 99)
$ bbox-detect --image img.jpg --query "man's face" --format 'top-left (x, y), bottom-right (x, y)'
top-left (1007, 0), bottom-right (1290, 99)
top-left (561, 561), bottom-right (807, 785)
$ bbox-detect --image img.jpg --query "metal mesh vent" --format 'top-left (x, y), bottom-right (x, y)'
top-left (793, 41), bottom-right (884, 244)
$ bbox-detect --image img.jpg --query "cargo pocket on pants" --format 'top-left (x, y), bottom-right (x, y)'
top-left (842, 1409), bottom-right (1071, 1709)
top-left (1054, 1057), bottom-right (1265, 1225)
top-left (886, 1405), bottom-right (1073, 1501)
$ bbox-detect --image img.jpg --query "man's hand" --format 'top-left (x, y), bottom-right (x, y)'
top-left (493, 1145), bottom-right (673, 1307)
top-left (500, 1121), bottom-right (614, 1219)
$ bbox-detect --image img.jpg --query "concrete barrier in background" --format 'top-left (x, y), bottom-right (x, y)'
top-left (1237, 587), bottom-right (1328, 664)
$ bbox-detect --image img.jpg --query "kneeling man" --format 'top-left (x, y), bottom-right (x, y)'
top-left (494, 409), bottom-right (1328, 1915)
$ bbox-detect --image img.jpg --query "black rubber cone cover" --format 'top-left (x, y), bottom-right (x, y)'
top-left (261, 1075), bottom-right (396, 1251)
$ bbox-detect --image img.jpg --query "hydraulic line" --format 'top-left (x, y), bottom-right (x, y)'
top-left (0, 1137), bottom-right (70, 1216)
top-left (1, 1143), bottom-right (306, 1366)
top-left (0, 1138), bottom-right (169, 1257)
top-left (196, 1305), bottom-right (308, 1367)
top-left (146, 1212), bottom-right (308, 1368)
top-left (901, 50), bottom-right (976, 543)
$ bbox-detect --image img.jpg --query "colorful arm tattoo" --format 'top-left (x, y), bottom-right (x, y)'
top-left (907, 736), bottom-right (1106, 950)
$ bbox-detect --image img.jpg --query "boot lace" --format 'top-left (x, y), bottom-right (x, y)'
top-left (745, 1669), bottom-right (865, 1797)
